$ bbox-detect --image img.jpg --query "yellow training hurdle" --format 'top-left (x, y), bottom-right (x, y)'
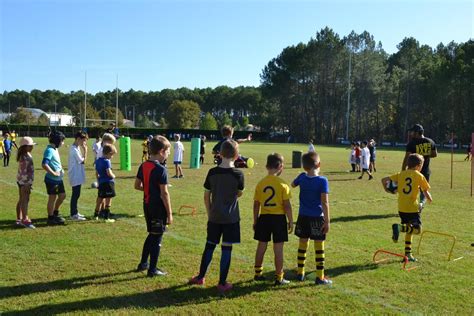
top-left (416, 230), bottom-right (457, 261)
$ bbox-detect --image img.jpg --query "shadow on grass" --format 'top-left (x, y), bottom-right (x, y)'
top-left (327, 178), bottom-right (357, 182)
top-left (2, 271), bottom-right (306, 314)
top-left (332, 214), bottom-right (398, 223)
top-left (0, 270), bottom-right (137, 299)
top-left (0, 214), bottom-right (139, 231)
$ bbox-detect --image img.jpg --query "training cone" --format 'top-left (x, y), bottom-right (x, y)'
top-left (247, 158), bottom-right (255, 169)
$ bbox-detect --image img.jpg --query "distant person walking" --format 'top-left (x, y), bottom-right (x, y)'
top-left (402, 124), bottom-right (437, 209)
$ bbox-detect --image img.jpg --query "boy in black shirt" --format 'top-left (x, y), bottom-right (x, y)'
top-left (134, 136), bottom-right (173, 277)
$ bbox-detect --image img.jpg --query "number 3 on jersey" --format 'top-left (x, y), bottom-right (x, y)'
top-left (263, 186), bottom-right (276, 207)
top-left (402, 177), bottom-right (413, 194)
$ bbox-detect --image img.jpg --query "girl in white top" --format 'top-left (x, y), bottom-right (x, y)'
top-left (173, 134), bottom-right (184, 178)
top-left (358, 141), bottom-right (373, 180)
top-left (68, 131), bottom-right (88, 220)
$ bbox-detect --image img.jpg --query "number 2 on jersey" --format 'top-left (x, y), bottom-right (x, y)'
top-left (263, 186), bottom-right (276, 207)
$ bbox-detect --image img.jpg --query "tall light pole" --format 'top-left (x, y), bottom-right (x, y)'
top-left (115, 74), bottom-right (119, 127)
top-left (84, 71), bottom-right (87, 128)
top-left (345, 50), bottom-right (352, 141)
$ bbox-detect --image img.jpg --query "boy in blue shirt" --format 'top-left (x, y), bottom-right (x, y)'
top-left (94, 144), bottom-right (117, 222)
top-left (42, 131), bottom-right (67, 225)
top-left (291, 152), bottom-right (332, 285)
top-left (3, 133), bottom-right (13, 167)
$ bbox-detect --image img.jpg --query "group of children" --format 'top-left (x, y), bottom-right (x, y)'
top-left (9, 125), bottom-right (433, 294)
top-left (349, 139), bottom-right (376, 180)
top-left (2, 131), bottom-right (18, 167)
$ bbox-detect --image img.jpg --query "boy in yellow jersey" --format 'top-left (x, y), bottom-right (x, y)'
top-left (381, 153), bottom-right (432, 261)
top-left (253, 153), bottom-right (293, 285)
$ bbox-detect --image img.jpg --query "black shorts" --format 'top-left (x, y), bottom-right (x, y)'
top-left (174, 161), bottom-right (182, 165)
top-left (207, 221), bottom-right (240, 244)
top-left (45, 181), bottom-right (66, 195)
top-left (295, 215), bottom-right (326, 241)
top-left (144, 203), bottom-right (167, 234)
top-left (362, 168), bottom-right (369, 172)
top-left (143, 151), bottom-right (147, 155)
top-left (98, 182), bottom-right (116, 198)
top-left (254, 214), bottom-right (288, 243)
top-left (399, 212), bottom-right (422, 228)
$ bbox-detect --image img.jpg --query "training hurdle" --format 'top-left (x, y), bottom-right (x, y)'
top-left (417, 230), bottom-right (457, 261)
top-left (178, 205), bottom-right (197, 216)
top-left (373, 249), bottom-right (417, 271)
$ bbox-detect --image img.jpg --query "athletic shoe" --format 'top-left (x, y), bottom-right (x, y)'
top-left (47, 215), bottom-right (65, 225)
top-left (188, 276), bottom-right (205, 285)
top-left (147, 268), bottom-right (167, 277)
top-left (136, 262), bottom-right (149, 272)
top-left (217, 282), bottom-right (233, 293)
top-left (77, 212), bottom-right (86, 218)
top-left (15, 219), bottom-right (22, 226)
top-left (93, 212), bottom-right (99, 220)
top-left (274, 278), bottom-right (290, 286)
top-left (171, 175), bottom-right (178, 179)
top-left (392, 224), bottom-right (400, 242)
top-left (253, 275), bottom-right (266, 281)
top-left (406, 254), bottom-right (418, 262)
top-left (104, 218), bottom-right (116, 223)
top-left (21, 220), bottom-right (36, 229)
top-left (179, 175), bottom-right (184, 178)
top-left (369, 175), bottom-right (374, 180)
top-left (296, 274), bottom-right (305, 282)
top-left (358, 176), bottom-right (363, 179)
top-left (315, 277), bottom-right (333, 285)
top-left (70, 214), bottom-right (86, 221)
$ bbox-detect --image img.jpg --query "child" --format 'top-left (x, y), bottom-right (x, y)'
top-left (42, 130), bottom-right (67, 225)
top-left (3, 133), bottom-right (13, 167)
top-left (200, 135), bottom-right (206, 164)
top-left (354, 142), bottom-right (361, 172)
top-left (94, 144), bottom-right (117, 222)
top-left (16, 137), bottom-right (37, 229)
top-left (141, 136), bottom-right (150, 162)
top-left (92, 136), bottom-right (101, 166)
top-left (0, 134), bottom-right (4, 160)
top-left (212, 125), bottom-right (251, 166)
top-left (135, 136), bottom-right (173, 277)
top-left (68, 131), bottom-right (88, 221)
top-left (189, 140), bottom-right (244, 293)
top-left (381, 153), bottom-right (433, 261)
top-left (291, 152), bottom-right (332, 285)
top-left (465, 143), bottom-right (472, 161)
top-left (368, 139), bottom-right (377, 172)
top-left (349, 142), bottom-right (356, 172)
top-left (95, 133), bottom-right (116, 216)
top-left (253, 153), bottom-right (293, 285)
top-left (10, 130), bottom-right (19, 149)
top-left (308, 139), bottom-right (315, 153)
top-left (358, 141), bottom-right (373, 180)
top-left (172, 134), bottom-right (184, 178)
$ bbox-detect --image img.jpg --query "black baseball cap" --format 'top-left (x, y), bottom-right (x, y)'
top-left (408, 124), bottom-right (424, 133)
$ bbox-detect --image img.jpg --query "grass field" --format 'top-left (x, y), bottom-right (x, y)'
top-left (1, 138), bottom-right (473, 314)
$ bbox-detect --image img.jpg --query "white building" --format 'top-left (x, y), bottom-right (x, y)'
top-left (7, 108), bottom-right (76, 126)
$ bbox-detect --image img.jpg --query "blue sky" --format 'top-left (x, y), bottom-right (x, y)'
top-left (0, 0), bottom-right (472, 93)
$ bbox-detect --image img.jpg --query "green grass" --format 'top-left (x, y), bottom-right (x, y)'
top-left (1, 138), bottom-right (473, 314)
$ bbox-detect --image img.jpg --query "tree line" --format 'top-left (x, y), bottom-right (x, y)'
top-left (1, 27), bottom-right (472, 143)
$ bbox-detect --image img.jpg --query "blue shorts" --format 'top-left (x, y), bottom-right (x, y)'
top-left (174, 161), bottom-right (182, 165)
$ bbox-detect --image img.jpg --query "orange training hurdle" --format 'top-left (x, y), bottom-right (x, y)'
top-left (373, 249), bottom-right (417, 271)
top-left (178, 205), bottom-right (197, 216)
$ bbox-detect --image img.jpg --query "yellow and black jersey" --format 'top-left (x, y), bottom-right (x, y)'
top-left (390, 169), bottom-right (430, 213)
top-left (254, 175), bottom-right (291, 215)
top-left (142, 140), bottom-right (149, 153)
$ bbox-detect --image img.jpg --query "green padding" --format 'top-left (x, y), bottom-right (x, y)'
top-left (119, 136), bottom-right (131, 171)
top-left (190, 138), bottom-right (201, 169)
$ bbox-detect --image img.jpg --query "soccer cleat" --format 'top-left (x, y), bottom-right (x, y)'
top-left (15, 219), bottom-right (22, 226)
top-left (392, 224), bottom-right (400, 242)
top-left (217, 282), bottom-right (233, 293)
top-left (358, 176), bottom-right (363, 179)
top-left (136, 262), bottom-right (149, 272)
top-left (253, 275), bottom-right (266, 281)
top-left (104, 218), bottom-right (116, 223)
top-left (47, 215), bottom-right (65, 225)
top-left (179, 175), bottom-right (184, 178)
top-left (147, 268), bottom-right (168, 277)
top-left (171, 175), bottom-right (178, 179)
top-left (369, 175), bottom-right (374, 180)
top-left (295, 274), bottom-right (305, 282)
top-left (21, 220), bottom-right (36, 229)
top-left (188, 276), bottom-right (205, 285)
top-left (93, 212), bottom-right (100, 220)
top-left (406, 254), bottom-right (418, 262)
top-left (70, 214), bottom-right (86, 221)
top-left (274, 278), bottom-right (290, 286)
top-left (315, 277), bottom-right (333, 286)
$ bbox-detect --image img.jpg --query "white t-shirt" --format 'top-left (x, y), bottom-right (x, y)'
top-left (92, 142), bottom-right (101, 159)
top-left (173, 141), bottom-right (184, 162)
top-left (96, 143), bottom-right (104, 159)
top-left (68, 144), bottom-right (86, 187)
top-left (308, 143), bottom-right (315, 152)
top-left (361, 147), bottom-right (370, 169)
